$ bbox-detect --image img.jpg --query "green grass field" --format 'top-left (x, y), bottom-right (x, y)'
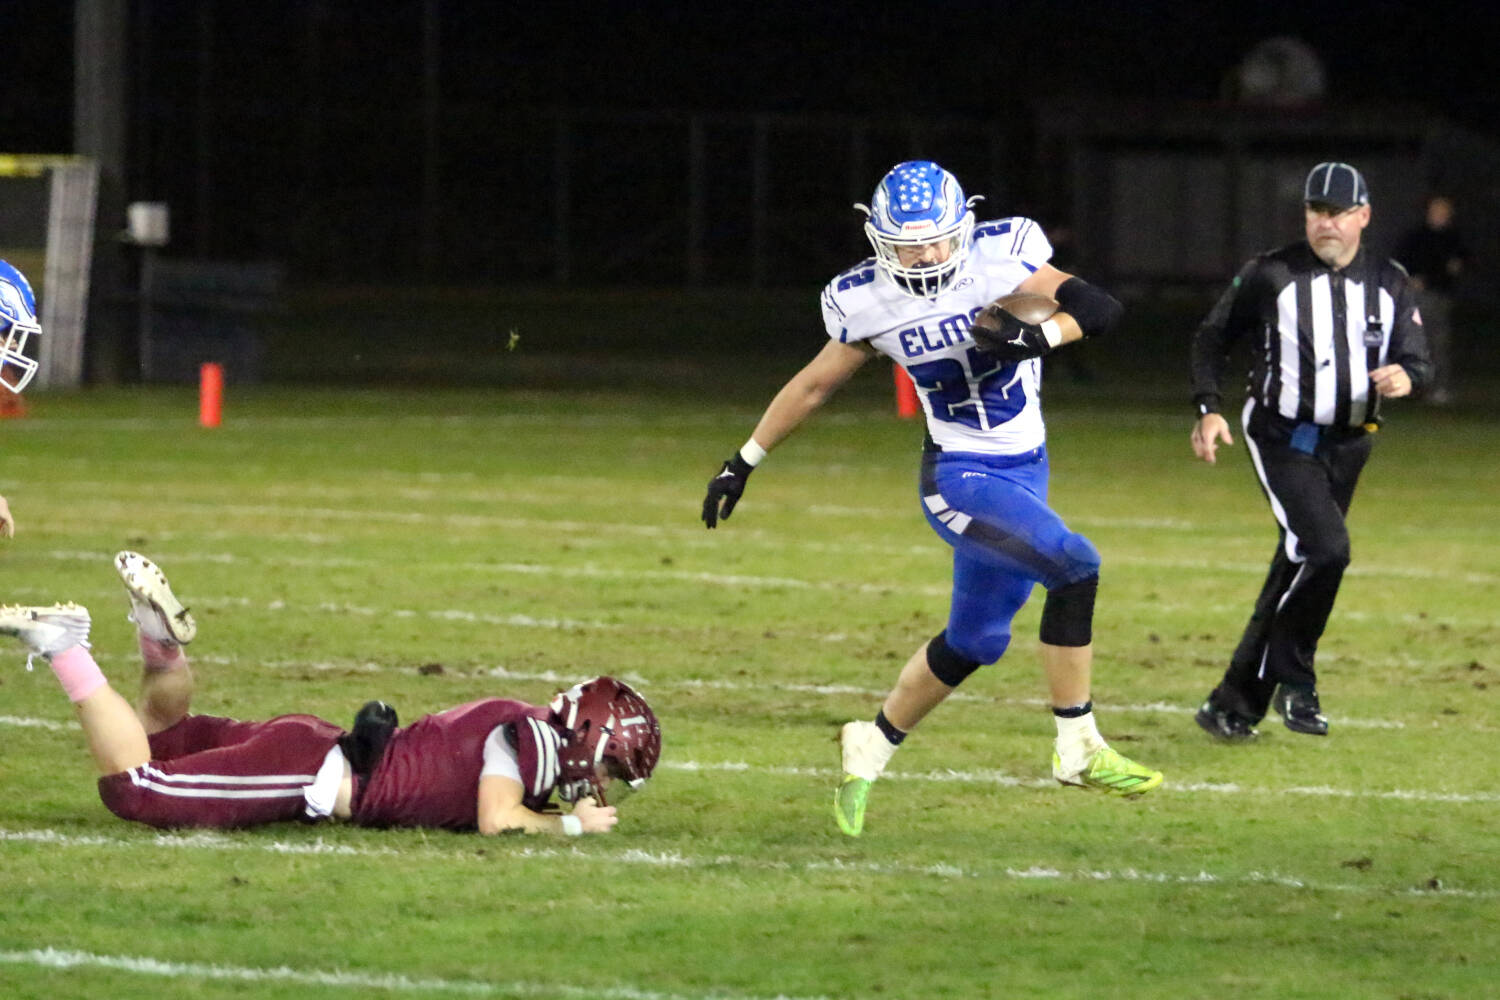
top-left (1, 374), bottom-right (1497, 999)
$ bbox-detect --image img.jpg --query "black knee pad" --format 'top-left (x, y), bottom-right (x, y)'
top-left (926, 629), bottom-right (983, 687)
top-left (1040, 576), bottom-right (1097, 647)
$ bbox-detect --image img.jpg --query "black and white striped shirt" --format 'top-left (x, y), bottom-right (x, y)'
top-left (1191, 244), bottom-right (1430, 428)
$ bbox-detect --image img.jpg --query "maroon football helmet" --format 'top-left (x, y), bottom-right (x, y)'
top-left (549, 676), bottom-right (661, 805)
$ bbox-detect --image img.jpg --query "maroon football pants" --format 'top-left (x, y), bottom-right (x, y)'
top-left (97, 713), bottom-right (345, 829)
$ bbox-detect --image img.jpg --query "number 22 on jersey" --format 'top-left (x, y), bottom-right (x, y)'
top-left (906, 347), bottom-right (1028, 430)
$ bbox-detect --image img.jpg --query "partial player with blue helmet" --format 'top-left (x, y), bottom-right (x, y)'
top-left (0, 259), bottom-right (43, 538)
top-left (1, 260), bottom-right (41, 396)
top-left (699, 160), bottom-right (1161, 835)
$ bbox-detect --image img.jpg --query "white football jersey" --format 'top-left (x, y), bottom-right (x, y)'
top-left (821, 217), bottom-right (1054, 456)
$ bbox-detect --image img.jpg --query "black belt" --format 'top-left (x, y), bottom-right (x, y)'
top-left (1252, 405), bottom-right (1367, 453)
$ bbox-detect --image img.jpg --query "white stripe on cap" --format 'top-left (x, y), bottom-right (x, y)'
top-left (1326, 162), bottom-right (1354, 197)
top-left (1308, 161), bottom-right (1365, 204)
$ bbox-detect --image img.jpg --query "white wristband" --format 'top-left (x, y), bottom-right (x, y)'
top-left (560, 814), bottom-right (583, 836)
top-left (1040, 318), bottom-right (1064, 349)
top-left (739, 438), bottom-right (767, 467)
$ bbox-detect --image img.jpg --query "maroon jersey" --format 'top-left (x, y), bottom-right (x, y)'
top-left (97, 712), bottom-right (345, 830)
top-left (351, 698), bottom-right (561, 831)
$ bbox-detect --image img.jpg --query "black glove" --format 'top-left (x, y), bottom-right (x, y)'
top-left (338, 700), bottom-right (398, 779)
top-left (702, 454), bottom-right (754, 529)
top-left (968, 310), bottom-right (1055, 363)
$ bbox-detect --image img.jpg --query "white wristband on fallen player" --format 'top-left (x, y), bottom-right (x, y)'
top-left (1040, 318), bottom-right (1064, 349)
top-left (739, 439), bottom-right (767, 467)
top-left (561, 814), bottom-right (583, 836)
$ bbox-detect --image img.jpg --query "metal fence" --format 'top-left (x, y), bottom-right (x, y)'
top-left (234, 108), bottom-right (1028, 286)
top-left (139, 100), bottom-right (1500, 305)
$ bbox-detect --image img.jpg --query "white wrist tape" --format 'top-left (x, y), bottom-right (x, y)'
top-left (1040, 318), bottom-right (1064, 349)
top-left (739, 439), bottom-right (767, 467)
top-left (560, 814), bottom-right (583, 836)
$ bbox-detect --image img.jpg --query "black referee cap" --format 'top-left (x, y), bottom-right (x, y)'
top-left (1304, 162), bottom-right (1369, 210)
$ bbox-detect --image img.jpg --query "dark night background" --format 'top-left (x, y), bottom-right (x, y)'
top-left (3, 1), bottom-right (1499, 383)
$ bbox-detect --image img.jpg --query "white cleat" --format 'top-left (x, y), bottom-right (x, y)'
top-left (0, 603), bottom-right (93, 662)
top-left (115, 551), bottom-right (196, 645)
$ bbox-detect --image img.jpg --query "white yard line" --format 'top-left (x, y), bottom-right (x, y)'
top-left (0, 714), bottom-right (74, 731)
top-left (656, 760), bottom-right (1500, 805)
top-left (21, 486), bottom-right (1500, 583)
top-left (2, 711), bottom-right (1493, 802)
top-left (0, 826), bottom-right (1490, 900)
top-left (30, 547), bottom-right (1500, 627)
top-left (0, 946), bottom-right (829, 1000)
top-left (482, 669), bottom-right (1410, 731)
top-left (0, 655), bottom-right (1425, 735)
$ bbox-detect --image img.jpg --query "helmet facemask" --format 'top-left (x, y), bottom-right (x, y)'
top-left (855, 161), bottom-right (981, 299)
top-left (550, 676), bottom-right (661, 807)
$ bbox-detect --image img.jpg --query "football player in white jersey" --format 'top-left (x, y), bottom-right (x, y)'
top-left (701, 161), bottom-right (1162, 835)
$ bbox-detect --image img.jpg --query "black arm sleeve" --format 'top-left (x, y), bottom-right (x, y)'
top-left (1190, 259), bottom-right (1261, 414)
top-left (1388, 271), bottom-right (1433, 395)
top-left (1053, 277), bottom-right (1123, 340)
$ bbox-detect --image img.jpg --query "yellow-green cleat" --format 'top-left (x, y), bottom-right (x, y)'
top-left (833, 774), bottom-right (871, 836)
top-left (1052, 746), bottom-right (1163, 796)
top-left (835, 720), bottom-right (897, 836)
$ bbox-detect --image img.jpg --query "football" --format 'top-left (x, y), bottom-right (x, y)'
top-left (975, 292), bottom-right (1060, 328)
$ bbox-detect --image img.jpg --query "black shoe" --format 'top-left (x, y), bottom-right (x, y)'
top-left (1194, 699), bottom-right (1259, 742)
top-left (1273, 685), bottom-right (1328, 736)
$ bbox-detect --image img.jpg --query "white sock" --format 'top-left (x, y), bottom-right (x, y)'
top-left (844, 721), bottom-right (899, 781)
top-left (1054, 710), bottom-right (1106, 772)
top-left (868, 730), bottom-right (899, 777)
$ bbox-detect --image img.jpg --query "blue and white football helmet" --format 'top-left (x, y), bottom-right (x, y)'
top-left (0, 260), bottom-right (41, 393)
top-left (855, 160), bottom-right (981, 298)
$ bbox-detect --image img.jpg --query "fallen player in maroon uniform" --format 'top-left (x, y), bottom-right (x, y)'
top-left (2, 553), bottom-right (660, 837)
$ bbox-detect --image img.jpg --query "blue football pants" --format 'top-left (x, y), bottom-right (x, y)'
top-left (920, 448), bottom-right (1101, 664)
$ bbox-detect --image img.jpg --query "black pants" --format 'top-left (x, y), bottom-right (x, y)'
top-left (1213, 400), bottom-right (1374, 722)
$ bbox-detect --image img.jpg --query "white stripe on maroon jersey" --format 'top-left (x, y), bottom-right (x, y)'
top-left (131, 770), bottom-right (306, 799)
top-left (524, 717), bottom-right (560, 798)
top-left (140, 764), bottom-right (317, 786)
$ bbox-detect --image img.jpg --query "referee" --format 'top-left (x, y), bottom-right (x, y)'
top-left (1189, 162), bottom-right (1431, 741)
